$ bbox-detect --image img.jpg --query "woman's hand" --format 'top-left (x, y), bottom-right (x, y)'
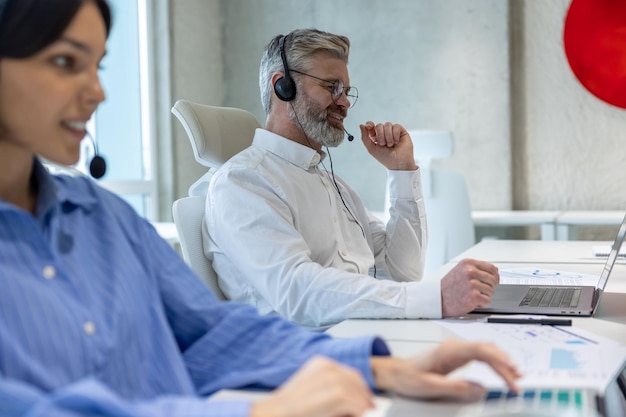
top-left (371, 340), bottom-right (521, 400)
top-left (251, 356), bottom-right (375, 417)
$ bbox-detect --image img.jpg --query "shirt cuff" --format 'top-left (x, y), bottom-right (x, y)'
top-left (359, 337), bottom-right (390, 394)
top-left (371, 336), bottom-right (391, 356)
top-left (386, 169), bottom-right (422, 201)
top-left (404, 279), bottom-right (442, 318)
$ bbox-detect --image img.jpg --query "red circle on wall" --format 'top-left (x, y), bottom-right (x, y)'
top-left (563, 0), bottom-right (626, 109)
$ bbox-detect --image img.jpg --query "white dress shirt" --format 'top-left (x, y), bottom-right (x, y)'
top-left (204, 128), bottom-right (441, 328)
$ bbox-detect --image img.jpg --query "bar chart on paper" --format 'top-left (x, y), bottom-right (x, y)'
top-left (551, 349), bottom-right (582, 369)
top-left (439, 320), bottom-right (626, 390)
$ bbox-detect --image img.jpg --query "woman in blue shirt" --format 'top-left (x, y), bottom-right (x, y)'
top-left (0, 0), bottom-right (519, 416)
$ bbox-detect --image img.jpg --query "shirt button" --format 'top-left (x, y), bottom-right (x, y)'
top-left (333, 217), bottom-right (337, 223)
top-left (341, 250), bottom-right (347, 256)
top-left (42, 265), bottom-right (56, 280)
top-left (83, 321), bottom-right (96, 335)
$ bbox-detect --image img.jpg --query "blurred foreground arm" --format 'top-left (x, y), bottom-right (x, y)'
top-left (252, 340), bottom-right (520, 417)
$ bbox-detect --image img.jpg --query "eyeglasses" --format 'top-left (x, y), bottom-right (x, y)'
top-left (291, 69), bottom-right (358, 108)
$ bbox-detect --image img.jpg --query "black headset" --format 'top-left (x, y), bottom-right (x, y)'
top-left (274, 35), bottom-right (297, 102)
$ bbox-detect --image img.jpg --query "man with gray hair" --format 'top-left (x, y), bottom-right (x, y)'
top-left (204, 28), bottom-right (499, 329)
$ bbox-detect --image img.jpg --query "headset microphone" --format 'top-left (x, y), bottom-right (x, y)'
top-left (344, 127), bottom-right (354, 142)
top-left (85, 131), bottom-right (107, 179)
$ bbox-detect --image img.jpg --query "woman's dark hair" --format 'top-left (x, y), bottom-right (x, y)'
top-left (0, 0), bottom-right (112, 59)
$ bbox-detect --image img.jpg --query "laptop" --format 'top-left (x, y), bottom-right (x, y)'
top-left (472, 214), bottom-right (626, 316)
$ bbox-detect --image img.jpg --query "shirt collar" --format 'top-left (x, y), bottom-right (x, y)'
top-left (252, 128), bottom-right (326, 169)
top-left (32, 158), bottom-right (99, 217)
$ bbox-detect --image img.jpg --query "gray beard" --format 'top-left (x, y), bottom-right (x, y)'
top-left (289, 94), bottom-right (344, 148)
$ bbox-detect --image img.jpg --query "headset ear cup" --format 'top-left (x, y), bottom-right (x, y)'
top-left (275, 35), bottom-right (296, 102)
top-left (274, 75), bottom-right (296, 101)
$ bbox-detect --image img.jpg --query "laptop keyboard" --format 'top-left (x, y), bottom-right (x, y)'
top-left (519, 287), bottom-right (582, 308)
top-left (480, 388), bottom-right (595, 415)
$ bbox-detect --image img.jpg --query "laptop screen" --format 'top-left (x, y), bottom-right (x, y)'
top-left (591, 214), bottom-right (626, 316)
top-left (597, 214), bottom-right (626, 291)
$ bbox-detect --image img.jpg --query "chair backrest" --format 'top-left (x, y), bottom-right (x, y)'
top-left (410, 130), bottom-right (453, 199)
top-left (384, 130), bottom-right (475, 274)
top-left (171, 99), bottom-right (261, 196)
top-left (171, 100), bottom-right (261, 300)
top-left (172, 196), bottom-right (227, 300)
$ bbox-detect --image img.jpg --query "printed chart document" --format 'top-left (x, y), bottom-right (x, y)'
top-left (439, 319), bottom-right (626, 392)
top-left (499, 268), bottom-right (600, 286)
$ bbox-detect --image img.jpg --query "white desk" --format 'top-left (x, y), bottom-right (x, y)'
top-left (472, 210), bottom-right (562, 241)
top-left (450, 239), bottom-right (616, 264)
top-left (327, 318), bottom-right (458, 343)
top-left (556, 210), bottom-right (626, 240)
top-left (328, 301), bottom-right (626, 346)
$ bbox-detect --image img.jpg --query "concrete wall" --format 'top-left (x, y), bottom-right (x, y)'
top-left (169, 0), bottom-right (222, 200)
top-left (512, 0), bottom-right (626, 212)
top-left (168, 0), bottom-right (626, 227)
top-left (219, 0), bottom-right (511, 212)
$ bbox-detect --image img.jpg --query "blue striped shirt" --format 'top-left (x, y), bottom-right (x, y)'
top-left (0, 159), bottom-right (389, 417)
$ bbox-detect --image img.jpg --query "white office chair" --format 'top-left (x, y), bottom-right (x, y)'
top-left (171, 99), bottom-right (261, 196)
top-left (172, 196), bottom-right (226, 300)
top-left (171, 100), bottom-right (261, 299)
top-left (384, 130), bottom-right (475, 275)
